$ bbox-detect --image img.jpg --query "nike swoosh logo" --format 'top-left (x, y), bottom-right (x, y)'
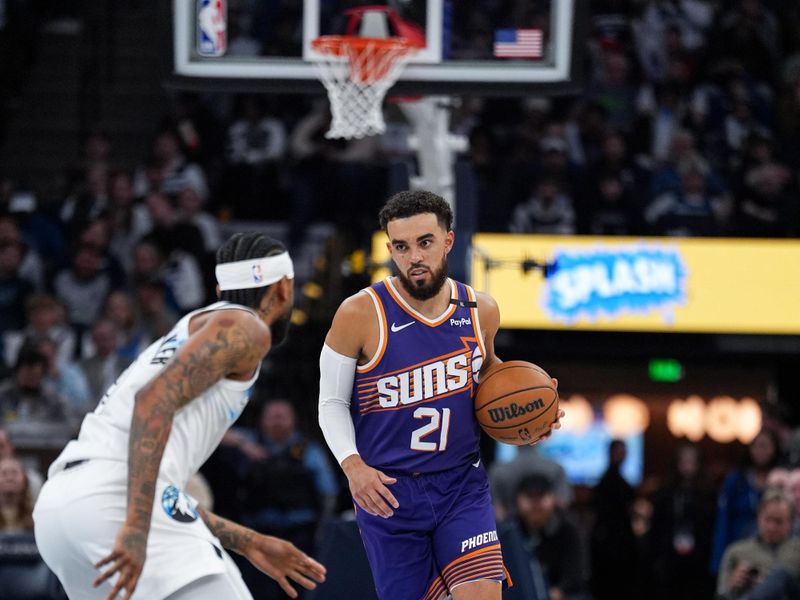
top-left (390, 321), bottom-right (415, 332)
top-left (472, 459), bottom-right (481, 468)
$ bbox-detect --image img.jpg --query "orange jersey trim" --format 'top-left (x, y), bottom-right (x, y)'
top-left (356, 336), bottom-right (477, 384)
top-left (383, 277), bottom-right (458, 327)
top-left (356, 287), bottom-right (388, 374)
top-left (421, 544), bottom-right (506, 600)
top-left (465, 285), bottom-right (486, 361)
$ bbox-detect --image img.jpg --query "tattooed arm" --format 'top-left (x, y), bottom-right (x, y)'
top-left (197, 506), bottom-right (327, 598)
top-left (93, 310), bottom-right (269, 600)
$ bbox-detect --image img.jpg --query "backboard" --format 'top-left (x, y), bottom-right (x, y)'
top-left (173, 0), bottom-right (587, 95)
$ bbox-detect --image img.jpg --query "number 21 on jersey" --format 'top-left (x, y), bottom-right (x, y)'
top-left (410, 407), bottom-right (451, 452)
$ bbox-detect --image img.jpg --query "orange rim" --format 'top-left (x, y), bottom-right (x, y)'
top-left (311, 35), bottom-right (418, 58)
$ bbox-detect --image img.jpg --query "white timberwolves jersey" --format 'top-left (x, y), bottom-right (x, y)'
top-left (49, 302), bottom-right (260, 489)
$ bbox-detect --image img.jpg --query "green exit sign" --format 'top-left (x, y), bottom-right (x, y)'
top-left (649, 358), bottom-right (683, 382)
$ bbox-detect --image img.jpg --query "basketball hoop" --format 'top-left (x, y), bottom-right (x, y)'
top-left (311, 35), bottom-right (419, 139)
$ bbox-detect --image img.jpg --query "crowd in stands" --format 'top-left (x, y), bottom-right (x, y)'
top-left (0, 0), bottom-right (799, 598)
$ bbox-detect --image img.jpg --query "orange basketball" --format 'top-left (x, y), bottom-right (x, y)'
top-left (475, 361), bottom-right (559, 446)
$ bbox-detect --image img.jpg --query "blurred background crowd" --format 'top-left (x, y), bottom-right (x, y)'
top-left (1, 0), bottom-right (800, 599)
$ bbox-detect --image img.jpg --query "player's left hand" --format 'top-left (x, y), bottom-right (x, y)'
top-left (246, 534), bottom-right (327, 599)
top-left (93, 524), bottom-right (147, 600)
top-left (529, 378), bottom-right (563, 446)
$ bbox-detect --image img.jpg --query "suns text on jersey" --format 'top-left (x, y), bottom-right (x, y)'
top-left (375, 352), bottom-right (474, 408)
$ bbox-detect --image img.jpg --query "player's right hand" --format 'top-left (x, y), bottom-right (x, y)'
top-left (93, 524), bottom-right (147, 600)
top-left (342, 456), bottom-right (399, 518)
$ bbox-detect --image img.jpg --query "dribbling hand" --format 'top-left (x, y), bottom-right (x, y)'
top-left (530, 378), bottom-right (564, 446)
top-left (342, 456), bottom-right (399, 518)
top-left (246, 535), bottom-right (327, 599)
top-left (93, 524), bottom-right (147, 600)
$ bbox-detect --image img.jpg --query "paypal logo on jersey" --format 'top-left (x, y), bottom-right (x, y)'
top-left (449, 317), bottom-right (471, 327)
top-left (543, 244), bottom-right (687, 324)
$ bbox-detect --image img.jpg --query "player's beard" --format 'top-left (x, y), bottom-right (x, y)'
top-left (270, 310), bottom-right (292, 347)
top-left (397, 256), bottom-right (449, 301)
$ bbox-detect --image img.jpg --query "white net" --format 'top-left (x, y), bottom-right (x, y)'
top-left (312, 37), bottom-right (416, 140)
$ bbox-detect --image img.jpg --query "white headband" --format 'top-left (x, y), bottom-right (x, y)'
top-left (215, 252), bottom-right (295, 291)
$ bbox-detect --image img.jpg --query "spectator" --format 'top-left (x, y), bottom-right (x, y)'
top-left (100, 290), bottom-right (152, 362)
top-left (230, 399), bottom-right (338, 599)
top-left (0, 456), bottom-right (32, 532)
top-left (60, 164), bottom-right (109, 240)
top-left (788, 469), bottom-right (800, 537)
top-left (716, 490), bottom-right (800, 600)
top-left (0, 455), bottom-right (56, 598)
top-left (30, 336), bottom-right (91, 418)
top-left (644, 156), bottom-right (730, 236)
top-left (0, 225), bottom-right (34, 335)
top-left (583, 169), bottom-right (640, 235)
top-left (106, 169), bottom-right (152, 274)
top-left (711, 429), bottom-right (781, 575)
top-left (234, 400), bottom-right (338, 551)
top-left (2, 183), bottom-right (66, 274)
top-left (0, 428), bottom-right (42, 501)
top-left (0, 214), bottom-right (42, 290)
top-left (226, 94), bottom-right (286, 167)
top-left (648, 443), bottom-right (716, 600)
top-left (78, 318), bottom-right (131, 403)
top-left (75, 219), bottom-right (126, 289)
top-left (133, 128), bottom-right (209, 200)
top-left (509, 177), bottom-right (576, 235)
top-left (0, 347), bottom-right (67, 426)
top-left (132, 276), bottom-right (179, 344)
top-left (766, 467), bottom-right (792, 494)
top-left (52, 244), bottom-right (114, 334)
top-left (490, 445), bottom-right (573, 522)
top-left (586, 50), bottom-right (639, 130)
top-left (2, 294), bottom-right (76, 372)
top-left (176, 183), bottom-right (221, 254)
top-left (734, 133), bottom-right (798, 237)
top-left (131, 236), bottom-right (204, 313)
top-left (590, 439), bottom-right (639, 600)
top-left (498, 474), bottom-right (589, 600)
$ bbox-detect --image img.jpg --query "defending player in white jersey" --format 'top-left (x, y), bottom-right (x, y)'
top-left (33, 232), bottom-right (326, 600)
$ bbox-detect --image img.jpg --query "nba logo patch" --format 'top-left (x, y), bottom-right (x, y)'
top-left (197, 0), bottom-right (226, 57)
top-left (252, 264), bottom-right (263, 283)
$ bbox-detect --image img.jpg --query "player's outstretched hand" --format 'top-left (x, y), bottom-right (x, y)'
top-left (342, 455), bottom-right (399, 518)
top-left (246, 534), bottom-right (327, 599)
top-left (93, 524), bottom-right (147, 600)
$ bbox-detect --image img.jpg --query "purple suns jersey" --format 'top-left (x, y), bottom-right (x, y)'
top-left (351, 277), bottom-right (486, 474)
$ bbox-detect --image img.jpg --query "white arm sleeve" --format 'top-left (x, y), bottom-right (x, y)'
top-left (318, 343), bottom-right (359, 465)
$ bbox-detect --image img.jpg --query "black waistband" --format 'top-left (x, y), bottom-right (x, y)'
top-left (63, 459), bottom-right (89, 471)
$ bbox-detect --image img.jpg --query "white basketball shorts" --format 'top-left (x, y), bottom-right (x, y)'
top-left (33, 459), bottom-right (252, 600)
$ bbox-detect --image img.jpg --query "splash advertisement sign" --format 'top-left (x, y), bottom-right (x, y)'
top-left (470, 235), bottom-right (800, 335)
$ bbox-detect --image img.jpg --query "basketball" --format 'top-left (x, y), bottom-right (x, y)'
top-left (475, 361), bottom-right (559, 446)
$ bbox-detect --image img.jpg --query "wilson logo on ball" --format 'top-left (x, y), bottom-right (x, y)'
top-left (487, 398), bottom-right (544, 423)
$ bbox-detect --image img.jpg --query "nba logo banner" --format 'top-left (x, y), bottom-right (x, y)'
top-left (197, 0), bottom-right (227, 57)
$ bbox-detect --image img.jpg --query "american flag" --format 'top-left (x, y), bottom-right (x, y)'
top-left (493, 29), bottom-right (543, 59)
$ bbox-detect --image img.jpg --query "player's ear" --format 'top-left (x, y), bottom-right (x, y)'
top-left (215, 284), bottom-right (220, 299)
top-left (444, 230), bottom-right (455, 254)
top-left (275, 276), bottom-right (293, 303)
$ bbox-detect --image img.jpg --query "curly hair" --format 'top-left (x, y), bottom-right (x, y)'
top-left (378, 190), bottom-right (453, 232)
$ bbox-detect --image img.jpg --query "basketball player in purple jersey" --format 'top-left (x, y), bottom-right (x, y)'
top-left (318, 191), bottom-right (563, 600)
